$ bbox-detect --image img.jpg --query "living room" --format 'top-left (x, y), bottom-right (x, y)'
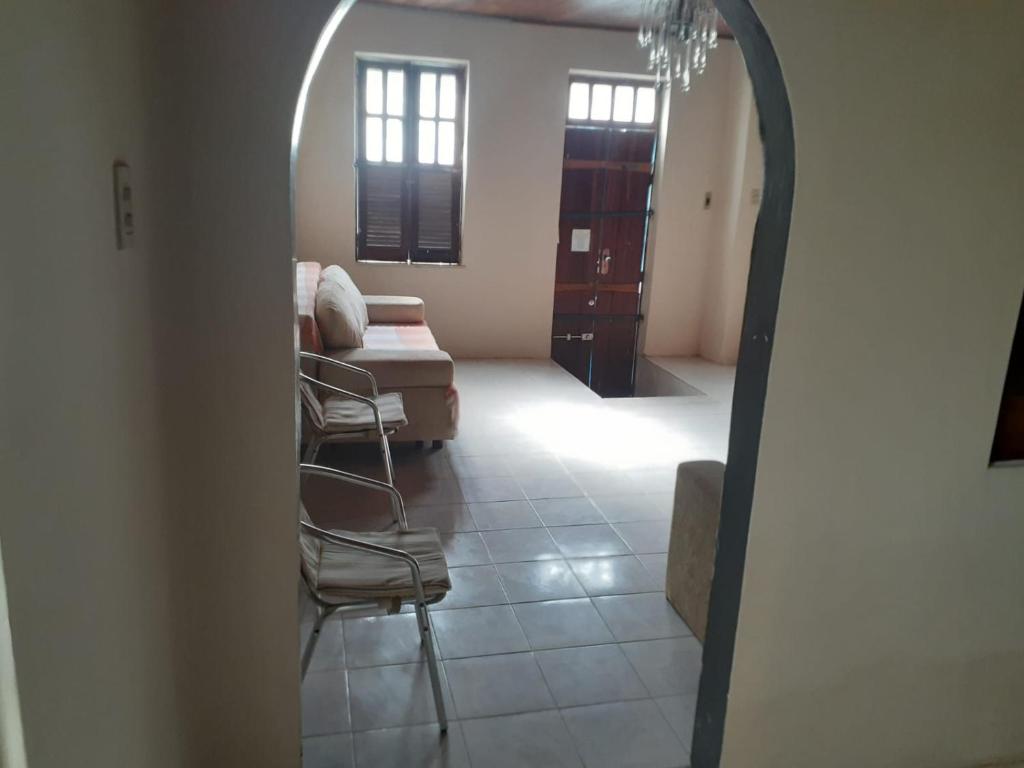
top-left (293, 2), bottom-right (761, 764)
top-left (5, 2), bottom-right (1024, 768)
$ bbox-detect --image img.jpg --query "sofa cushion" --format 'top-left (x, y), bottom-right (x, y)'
top-left (316, 279), bottom-right (365, 349)
top-left (321, 348), bottom-right (455, 390)
top-left (296, 262), bottom-right (324, 354)
top-left (364, 295), bottom-right (426, 325)
top-left (320, 264), bottom-right (369, 329)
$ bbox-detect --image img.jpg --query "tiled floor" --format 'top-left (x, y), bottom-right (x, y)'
top-left (300, 358), bottom-right (733, 768)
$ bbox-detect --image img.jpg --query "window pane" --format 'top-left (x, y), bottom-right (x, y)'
top-left (386, 70), bottom-right (404, 116)
top-left (418, 120), bottom-right (436, 164)
top-left (437, 120), bottom-right (455, 165)
top-left (385, 118), bottom-right (403, 162)
top-left (365, 68), bottom-right (384, 115)
top-left (634, 87), bottom-right (656, 124)
top-left (613, 85), bottom-right (635, 122)
top-left (419, 72), bottom-right (437, 118)
top-left (590, 83), bottom-right (612, 120)
top-left (365, 116), bottom-right (383, 162)
top-left (568, 82), bottom-right (589, 120)
top-left (438, 74), bottom-right (457, 119)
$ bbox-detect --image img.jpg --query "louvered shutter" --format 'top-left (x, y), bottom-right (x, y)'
top-left (412, 167), bottom-right (461, 264)
top-left (357, 165), bottom-right (407, 261)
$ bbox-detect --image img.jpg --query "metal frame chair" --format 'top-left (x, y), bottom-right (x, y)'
top-left (298, 351), bottom-right (405, 525)
top-left (298, 463), bottom-right (448, 733)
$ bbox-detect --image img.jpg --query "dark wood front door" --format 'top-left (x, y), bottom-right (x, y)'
top-left (551, 85), bottom-right (657, 397)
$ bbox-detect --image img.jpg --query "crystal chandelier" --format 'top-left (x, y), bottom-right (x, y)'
top-left (638, 0), bottom-right (719, 91)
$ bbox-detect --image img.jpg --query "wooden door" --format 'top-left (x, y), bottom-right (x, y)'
top-left (551, 81), bottom-right (657, 397)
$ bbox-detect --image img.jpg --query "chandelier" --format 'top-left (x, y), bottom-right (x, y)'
top-left (638, 0), bottom-right (719, 91)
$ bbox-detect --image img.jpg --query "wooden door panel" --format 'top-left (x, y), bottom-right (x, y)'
top-left (550, 316), bottom-right (593, 387)
top-left (590, 318), bottom-right (640, 398)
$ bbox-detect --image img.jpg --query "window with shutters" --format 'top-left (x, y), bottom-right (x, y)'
top-left (356, 58), bottom-right (465, 264)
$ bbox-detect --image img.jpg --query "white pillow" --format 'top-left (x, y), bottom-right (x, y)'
top-left (315, 279), bottom-right (365, 349)
top-left (320, 265), bottom-right (369, 330)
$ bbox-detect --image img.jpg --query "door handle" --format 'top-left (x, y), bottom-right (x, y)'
top-left (597, 249), bottom-right (612, 276)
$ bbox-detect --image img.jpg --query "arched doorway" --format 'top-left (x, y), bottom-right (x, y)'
top-left (289, 2), bottom-right (794, 765)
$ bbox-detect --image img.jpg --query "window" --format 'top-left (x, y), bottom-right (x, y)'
top-left (567, 78), bottom-right (658, 126)
top-left (992, 293), bottom-right (1024, 463)
top-left (357, 59), bottom-right (465, 264)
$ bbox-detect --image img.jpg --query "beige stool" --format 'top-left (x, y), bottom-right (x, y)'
top-left (666, 460), bottom-right (725, 644)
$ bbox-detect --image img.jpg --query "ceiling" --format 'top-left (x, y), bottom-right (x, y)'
top-left (362, 0), bottom-right (732, 35)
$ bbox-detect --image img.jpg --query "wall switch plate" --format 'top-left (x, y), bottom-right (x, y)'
top-left (113, 162), bottom-right (134, 250)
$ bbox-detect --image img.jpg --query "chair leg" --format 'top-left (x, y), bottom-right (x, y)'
top-left (300, 604), bottom-right (328, 680)
top-left (415, 600), bottom-right (448, 734)
top-left (376, 427), bottom-right (407, 529)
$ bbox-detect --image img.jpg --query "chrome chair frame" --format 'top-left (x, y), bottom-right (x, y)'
top-left (298, 463), bottom-right (447, 733)
top-left (299, 351), bottom-right (403, 525)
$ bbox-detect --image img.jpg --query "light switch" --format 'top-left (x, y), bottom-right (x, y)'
top-left (114, 162), bottom-right (134, 250)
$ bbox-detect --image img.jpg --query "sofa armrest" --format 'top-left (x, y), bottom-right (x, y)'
top-left (320, 348), bottom-right (454, 390)
top-left (364, 295), bottom-right (426, 325)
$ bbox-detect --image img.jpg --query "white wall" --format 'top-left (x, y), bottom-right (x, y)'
top-left (1, 3), bottom-right (180, 765)
top-left (1, 1), bottom-right (333, 766)
top-left (640, 42), bottom-right (763, 364)
top-left (721, 3), bottom-right (1024, 766)
top-left (295, 4), bottom-right (758, 360)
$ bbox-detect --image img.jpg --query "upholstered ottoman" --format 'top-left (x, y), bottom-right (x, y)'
top-left (666, 460), bottom-right (725, 644)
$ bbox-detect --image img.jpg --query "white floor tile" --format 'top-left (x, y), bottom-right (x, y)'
top-left (406, 504), bottom-right (477, 533)
top-left (568, 556), bottom-right (660, 597)
top-left (448, 454), bottom-right (512, 479)
top-left (445, 653), bottom-right (556, 719)
top-left (307, 616), bottom-right (346, 672)
top-left (348, 662), bottom-right (451, 731)
top-left (459, 476), bottom-right (526, 503)
top-left (548, 525), bottom-right (630, 558)
top-left (655, 694), bottom-right (698, 750)
top-left (612, 521), bottom-right (672, 554)
top-left (591, 594), bottom-right (693, 643)
top-left (353, 722), bottom-right (470, 768)
top-left (343, 613), bottom-right (424, 668)
top-left (481, 528), bottom-right (561, 563)
top-left (513, 599), bottom-right (614, 650)
top-left (535, 645), bottom-right (648, 707)
top-left (496, 560), bottom-right (586, 603)
top-left (591, 495), bottom-right (672, 524)
top-left (302, 668), bottom-right (351, 736)
top-left (621, 637), bottom-right (703, 697)
top-left (431, 605), bottom-right (529, 659)
top-left (532, 497), bottom-right (605, 527)
top-left (468, 500), bottom-right (542, 530)
top-left (462, 711), bottom-right (582, 767)
top-left (518, 473), bottom-right (585, 500)
top-left (438, 532), bottom-right (491, 567)
top-left (440, 565), bottom-right (509, 609)
top-left (303, 733), bottom-right (355, 768)
top-left (637, 554), bottom-right (668, 591)
top-left (561, 700), bottom-right (686, 768)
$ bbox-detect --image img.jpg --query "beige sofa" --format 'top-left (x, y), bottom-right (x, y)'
top-left (297, 262), bottom-right (458, 445)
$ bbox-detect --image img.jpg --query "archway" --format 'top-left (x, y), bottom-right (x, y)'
top-left (289, 2), bottom-right (794, 765)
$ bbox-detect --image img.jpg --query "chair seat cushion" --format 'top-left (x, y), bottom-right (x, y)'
top-left (322, 391), bottom-right (407, 433)
top-left (313, 528), bottom-right (451, 602)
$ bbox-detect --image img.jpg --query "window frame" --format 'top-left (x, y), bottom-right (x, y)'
top-left (355, 57), bottom-right (466, 265)
top-left (566, 74), bottom-right (661, 129)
